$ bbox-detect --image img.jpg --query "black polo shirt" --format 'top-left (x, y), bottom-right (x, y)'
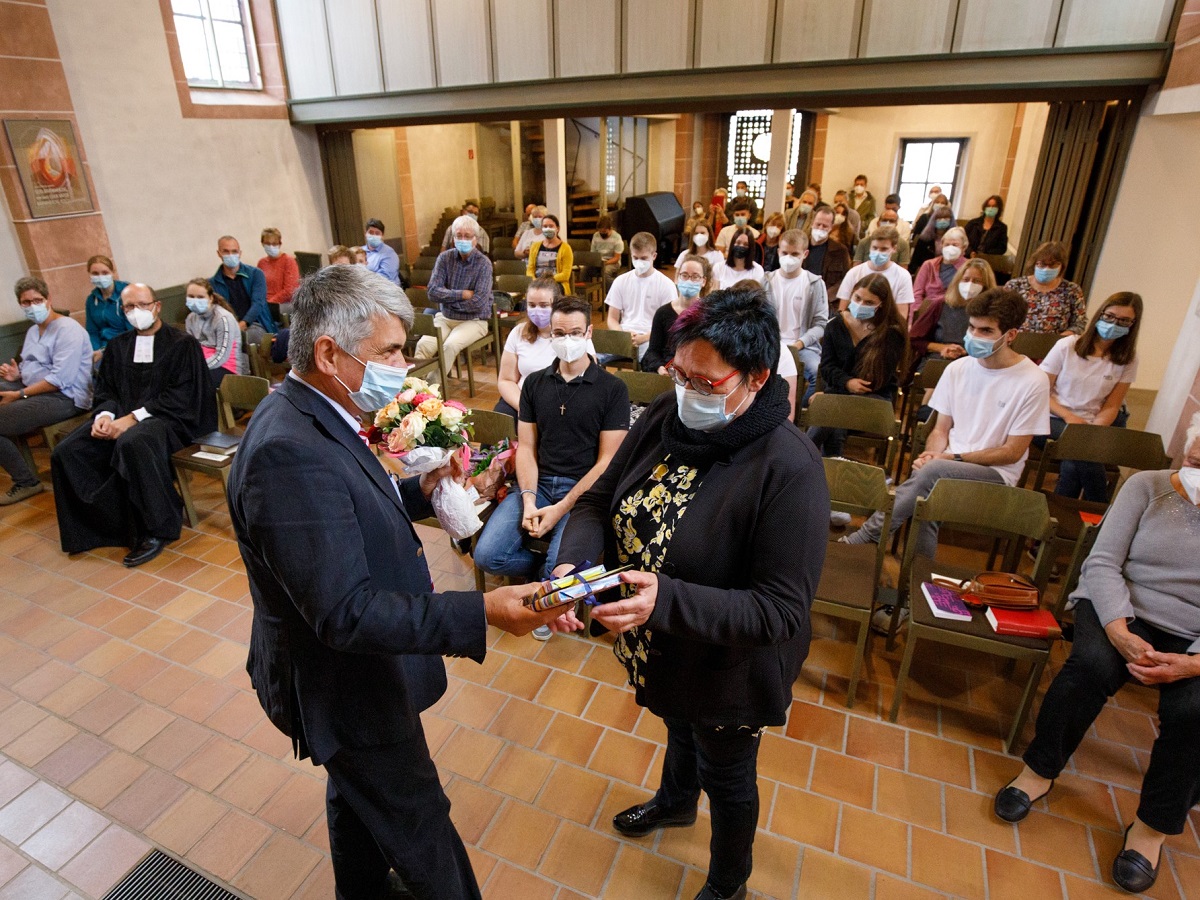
top-left (225, 274), bottom-right (252, 320)
top-left (519, 359), bottom-right (629, 481)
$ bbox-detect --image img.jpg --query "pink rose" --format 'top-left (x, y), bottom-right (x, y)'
top-left (398, 389), bottom-right (416, 404)
top-left (444, 399), bottom-right (467, 412)
top-left (413, 393), bottom-right (435, 405)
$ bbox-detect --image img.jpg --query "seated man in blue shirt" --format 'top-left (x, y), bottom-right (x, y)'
top-left (473, 293), bottom-right (629, 639)
top-left (0, 277), bottom-right (94, 504)
top-left (210, 235), bottom-right (276, 346)
top-left (414, 216), bottom-right (494, 378)
top-left (364, 218), bottom-right (403, 286)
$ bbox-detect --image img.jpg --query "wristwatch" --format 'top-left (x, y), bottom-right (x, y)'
top-left (953, 453), bottom-right (963, 462)
top-left (19, 389), bottom-right (26, 400)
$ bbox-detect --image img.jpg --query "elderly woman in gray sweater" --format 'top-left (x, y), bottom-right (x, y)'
top-left (184, 278), bottom-right (246, 389)
top-left (993, 414), bottom-right (1200, 894)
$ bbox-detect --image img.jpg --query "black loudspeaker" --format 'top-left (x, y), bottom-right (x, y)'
top-left (623, 192), bottom-right (685, 263)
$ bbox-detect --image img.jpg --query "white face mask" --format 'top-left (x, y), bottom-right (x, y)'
top-left (942, 245), bottom-right (963, 262)
top-left (127, 307), bottom-right (156, 331)
top-left (693, 233), bottom-right (708, 247)
top-left (766, 226), bottom-right (781, 238)
top-left (551, 335), bottom-right (588, 363)
top-left (810, 227), bottom-right (830, 243)
top-left (958, 281), bottom-right (982, 300)
top-left (632, 258), bottom-right (653, 275)
top-left (833, 214), bottom-right (846, 226)
top-left (1178, 467), bottom-right (1200, 505)
top-left (778, 254), bottom-right (803, 273)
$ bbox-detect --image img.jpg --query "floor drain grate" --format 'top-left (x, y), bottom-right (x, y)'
top-left (101, 849), bottom-right (244, 900)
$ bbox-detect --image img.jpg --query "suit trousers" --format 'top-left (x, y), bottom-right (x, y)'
top-left (324, 733), bottom-right (481, 900)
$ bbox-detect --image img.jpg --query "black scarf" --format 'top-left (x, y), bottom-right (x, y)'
top-left (661, 373), bottom-right (791, 466)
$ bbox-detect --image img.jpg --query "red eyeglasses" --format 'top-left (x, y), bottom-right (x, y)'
top-left (665, 359), bottom-right (741, 396)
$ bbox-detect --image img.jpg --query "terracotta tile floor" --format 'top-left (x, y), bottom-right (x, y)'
top-left (0, 358), bottom-right (1193, 899)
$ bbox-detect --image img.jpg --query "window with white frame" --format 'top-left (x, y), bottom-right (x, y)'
top-left (171, 0), bottom-right (261, 90)
top-left (895, 139), bottom-right (968, 222)
top-left (725, 110), bottom-right (804, 212)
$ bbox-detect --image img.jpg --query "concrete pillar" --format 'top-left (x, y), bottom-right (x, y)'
top-left (763, 109), bottom-right (793, 218)
top-left (510, 119), bottom-right (524, 223)
top-left (542, 118), bottom-right (568, 224)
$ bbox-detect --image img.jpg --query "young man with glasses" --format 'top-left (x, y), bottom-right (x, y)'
top-left (51, 283), bottom-right (216, 568)
top-left (473, 294), bottom-right (629, 640)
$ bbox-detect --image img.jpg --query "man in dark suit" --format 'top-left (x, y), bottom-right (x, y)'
top-left (227, 265), bottom-right (556, 900)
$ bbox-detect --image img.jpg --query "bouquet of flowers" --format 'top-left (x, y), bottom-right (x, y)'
top-left (373, 377), bottom-right (483, 539)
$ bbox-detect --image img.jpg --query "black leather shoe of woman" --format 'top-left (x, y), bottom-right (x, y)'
top-left (993, 778), bottom-right (1053, 823)
top-left (612, 800), bottom-right (697, 837)
top-left (1112, 824), bottom-right (1160, 893)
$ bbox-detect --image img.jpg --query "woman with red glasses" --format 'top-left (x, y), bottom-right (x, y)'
top-left (548, 287), bottom-right (828, 900)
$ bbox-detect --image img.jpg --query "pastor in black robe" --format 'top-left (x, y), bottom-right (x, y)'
top-left (51, 323), bottom-right (216, 553)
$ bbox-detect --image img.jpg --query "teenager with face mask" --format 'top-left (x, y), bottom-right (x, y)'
top-left (717, 228), bottom-right (765, 290)
top-left (607, 232), bottom-right (676, 361)
top-left (84, 254), bottom-right (131, 363)
top-left (547, 287), bottom-right (828, 900)
top-left (184, 277), bottom-right (246, 389)
top-left (674, 223), bottom-right (724, 274)
top-left (756, 212), bottom-right (787, 273)
top-left (643, 255), bottom-right (714, 375)
top-left (908, 258), bottom-right (996, 367)
top-left (1006, 241), bottom-right (1087, 336)
top-left (473, 294), bottom-right (629, 642)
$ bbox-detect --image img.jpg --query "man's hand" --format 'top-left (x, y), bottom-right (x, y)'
top-left (1127, 650), bottom-right (1200, 685)
top-left (1104, 619), bottom-right (1154, 666)
top-left (526, 502), bottom-right (564, 539)
top-left (591, 571), bottom-right (658, 633)
top-left (462, 289), bottom-right (474, 300)
top-left (0, 359), bottom-right (18, 382)
top-left (91, 415), bottom-right (115, 439)
top-left (629, 333), bottom-right (649, 347)
top-left (238, 321), bottom-right (248, 330)
top-left (911, 451), bottom-right (944, 472)
top-left (483, 582), bottom-right (563, 636)
top-left (0, 391), bottom-right (19, 406)
top-left (91, 349), bottom-right (104, 364)
top-left (419, 451), bottom-right (465, 499)
top-left (548, 605), bottom-right (587, 634)
top-left (108, 414), bottom-right (138, 438)
top-left (846, 378), bottom-right (872, 395)
top-left (940, 345), bottom-right (965, 359)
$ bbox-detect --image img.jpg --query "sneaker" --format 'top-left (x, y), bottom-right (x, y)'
top-left (830, 511), bottom-right (852, 528)
top-left (871, 605), bottom-right (909, 636)
top-left (838, 529), bottom-right (871, 545)
top-left (532, 625), bottom-right (552, 641)
top-left (0, 483), bottom-right (42, 506)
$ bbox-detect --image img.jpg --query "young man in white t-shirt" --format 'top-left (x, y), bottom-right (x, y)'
top-left (765, 229), bottom-right (827, 405)
top-left (605, 231), bottom-right (676, 361)
top-left (845, 289), bottom-right (1050, 627)
top-left (836, 226), bottom-right (914, 317)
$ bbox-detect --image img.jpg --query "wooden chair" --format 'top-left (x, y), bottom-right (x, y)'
top-left (410, 269), bottom-right (431, 288)
top-left (571, 251), bottom-right (606, 308)
top-left (413, 255), bottom-right (437, 271)
top-left (15, 412), bottom-right (93, 478)
top-left (495, 274), bottom-right (532, 305)
top-left (492, 245), bottom-right (516, 261)
top-left (614, 370), bottom-right (673, 404)
top-left (294, 251), bottom-right (321, 278)
top-left (591, 328), bottom-right (636, 370)
top-left (799, 393), bottom-right (899, 471)
top-left (454, 315), bottom-right (500, 397)
top-left (1011, 331), bottom-right (1061, 361)
top-left (217, 374), bottom-right (270, 432)
top-left (813, 458), bottom-right (895, 708)
top-left (405, 312), bottom-right (449, 388)
top-left (406, 285), bottom-right (435, 311)
top-left (1053, 520), bottom-right (1101, 621)
top-left (492, 259), bottom-right (528, 277)
top-left (888, 478), bottom-right (1058, 753)
top-left (419, 245), bottom-right (439, 257)
top-left (567, 238), bottom-right (591, 253)
top-left (895, 358), bottom-right (950, 477)
top-left (471, 408), bottom-right (517, 446)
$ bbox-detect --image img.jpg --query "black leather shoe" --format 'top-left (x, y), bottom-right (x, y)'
top-left (123, 537), bottom-right (166, 568)
top-left (612, 800), bottom-right (697, 837)
top-left (1112, 824), bottom-right (1160, 893)
top-left (993, 778), bottom-right (1053, 823)
top-left (694, 883), bottom-right (747, 900)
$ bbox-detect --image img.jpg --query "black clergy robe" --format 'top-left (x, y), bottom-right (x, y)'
top-left (51, 324), bottom-right (216, 553)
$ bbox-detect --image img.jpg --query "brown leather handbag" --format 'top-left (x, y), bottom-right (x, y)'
top-left (933, 572), bottom-right (1041, 610)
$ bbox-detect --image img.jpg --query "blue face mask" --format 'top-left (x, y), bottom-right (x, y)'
top-left (22, 303), bottom-right (49, 325)
top-left (848, 300), bottom-right (876, 320)
top-left (263, 244), bottom-right (281, 258)
top-left (338, 348), bottom-right (412, 413)
top-left (221, 253), bottom-right (240, 269)
top-left (868, 250), bottom-right (890, 268)
top-left (90, 274), bottom-right (114, 291)
top-left (365, 233), bottom-right (383, 249)
top-left (1033, 265), bottom-right (1060, 284)
top-left (1095, 320), bottom-right (1130, 341)
top-left (676, 279), bottom-right (702, 299)
top-left (964, 334), bottom-right (1001, 359)
top-left (935, 219), bottom-right (951, 231)
top-left (675, 382), bottom-right (748, 433)
top-left (454, 239), bottom-right (474, 255)
top-left (186, 297), bottom-right (210, 315)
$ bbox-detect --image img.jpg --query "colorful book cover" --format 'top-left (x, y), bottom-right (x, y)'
top-left (920, 581), bottom-right (973, 621)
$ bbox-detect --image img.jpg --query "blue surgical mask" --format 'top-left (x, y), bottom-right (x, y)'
top-left (22, 303), bottom-right (49, 325)
top-left (1095, 320), bottom-right (1130, 341)
top-left (526, 306), bottom-right (552, 329)
top-left (676, 279), bottom-right (702, 298)
top-left (365, 233), bottom-right (383, 249)
top-left (675, 382), bottom-right (748, 433)
top-left (466, 212), bottom-right (478, 220)
top-left (935, 218), bottom-right (951, 230)
top-left (531, 217), bottom-right (543, 228)
top-left (868, 250), bottom-right (890, 268)
top-left (1034, 265), bottom-right (1060, 284)
top-left (186, 297), bottom-right (210, 315)
top-left (542, 226), bottom-right (556, 239)
top-left (263, 244), bottom-right (281, 258)
top-left (848, 300), bottom-right (876, 320)
top-left (454, 239), bottom-right (474, 255)
top-left (338, 348), bottom-right (412, 413)
top-left (221, 253), bottom-right (240, 269)
top-left (964, 334), bottom-right (1000, 359)
top-left (90, 274), bottom-right (114, 291)
top-left (984, 207), bottom-right (999, 218)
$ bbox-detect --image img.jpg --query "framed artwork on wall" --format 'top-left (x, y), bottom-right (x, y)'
top-left (3, 119), bottom-right (95, 218)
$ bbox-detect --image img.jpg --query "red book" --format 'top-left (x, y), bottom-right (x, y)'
top-left (986, 607), bottom-right (1063, 639)
top-left (1078, 511), bottom-right (1103, 526)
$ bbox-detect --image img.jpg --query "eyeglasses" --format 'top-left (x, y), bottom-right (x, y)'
top-left (17, 299), bottom-right (46, 308)
top-left (676, 272), bottom-right (705, 283)
top-left (122, 301), bottom-right (158, 312)
top-left (550, 330), bottom-right (587, 339)
top-left (665, 360), bottom-right (741, 396)
top-left (1101, 313), bottom-right (1136, 328)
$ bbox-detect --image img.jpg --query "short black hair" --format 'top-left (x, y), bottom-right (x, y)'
top-left (671, 287), bottom-right (780, 376)
top-left (365, 218), bottom-right (385, 233)
top-left (967, 288), bottom-right (1027, 333)
top-left (885, 193), bottom-right (901, 206)
top-left (551, 294), bottom-right (591, 324)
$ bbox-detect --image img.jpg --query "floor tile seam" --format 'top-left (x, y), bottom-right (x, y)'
top-left (223, 827), bottom-right (324, 898)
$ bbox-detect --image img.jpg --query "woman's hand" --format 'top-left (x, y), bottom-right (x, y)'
top-left (1104, 619), bottom-right (1154, 666)
top-left (590, 571), bottom-right (658, 633)
top-left (846, 378), bottom-right (872, 395)
top-left (548, 605), bottom-right (587, 634)
top-left (1127, 650), bottom-right (1200, 685)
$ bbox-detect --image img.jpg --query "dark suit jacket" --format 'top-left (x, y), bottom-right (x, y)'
top-left (557, 391), bottom-right (828, 728)
top-left (227, 377), bottom-right (486, 765)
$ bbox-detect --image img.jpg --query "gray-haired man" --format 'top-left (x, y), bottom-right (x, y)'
top-left (227, 265), bottom-right (556, 900)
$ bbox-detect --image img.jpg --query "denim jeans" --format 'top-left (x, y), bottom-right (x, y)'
top-left (1033, 409), bottom-right (1129, 502)
top-left (656, 716), bottom-right (762, 894)
top-left (472, 474), bottom-right (575, 580)
top-left (796, 346), bottom-right (820, 408)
